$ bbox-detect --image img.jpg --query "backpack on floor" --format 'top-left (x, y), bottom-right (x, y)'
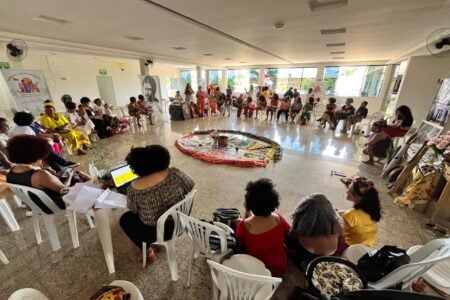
top-left (357, 245), bottom-right (410, 282)
top-left (212, 208), bottom-right (241, 227)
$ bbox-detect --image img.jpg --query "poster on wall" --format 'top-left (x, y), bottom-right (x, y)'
top-left (140, 75), bottom-right (162, 101)
top-left (312, 80), bottom-right (325, 99)
top-left (0, 69), bottom-right (51, 115)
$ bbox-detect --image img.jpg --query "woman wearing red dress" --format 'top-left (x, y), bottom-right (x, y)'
top-left (236, 178), bottom-right (290, 277)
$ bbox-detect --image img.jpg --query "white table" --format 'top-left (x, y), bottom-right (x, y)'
top-left (63, 194), bottom-right (115, 274)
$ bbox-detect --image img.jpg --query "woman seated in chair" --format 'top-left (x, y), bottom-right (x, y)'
top-left (236, 178), bottom-right (290, 277)
top-left (40, 101), bottom-right (90, 155)
top-left (338, 177), bottom-right (381, 252)
top-left (119, 145), bottom-right (194, 263)
top-left (384, 105), bottom-right (414, 138)
top-left (286, 194), bottom-right (342, 270)
top-left (317, 97), bottom-right (338, 129)
top-left (362, 120), bottom-right (392, 165)
top-left (6, 135), bottom-right (90, 212)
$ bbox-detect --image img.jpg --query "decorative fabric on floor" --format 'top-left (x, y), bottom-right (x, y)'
top-left (175, 129), bottom-right (283, 167)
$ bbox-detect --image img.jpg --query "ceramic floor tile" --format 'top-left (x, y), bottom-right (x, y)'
top-left (0, 116), bottom-right (437, 299)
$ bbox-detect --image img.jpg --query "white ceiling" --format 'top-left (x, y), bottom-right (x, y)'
top-left (0, 0), bottom-right (449, 67)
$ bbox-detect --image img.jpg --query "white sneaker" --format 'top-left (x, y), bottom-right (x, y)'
top-left (25, 210), bottom-right (33, 217)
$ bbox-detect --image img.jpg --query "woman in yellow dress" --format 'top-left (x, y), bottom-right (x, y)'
top-left (40, 101), bottom-right (90, 155)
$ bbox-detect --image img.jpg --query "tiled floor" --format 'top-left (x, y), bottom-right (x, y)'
top-left (0, 114), bottom-right (435, 299)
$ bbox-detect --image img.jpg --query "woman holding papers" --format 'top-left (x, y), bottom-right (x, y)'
top-left (119, 145), bottom-right (195, 263)
top-left (6, 135), bottom-right (90, 213)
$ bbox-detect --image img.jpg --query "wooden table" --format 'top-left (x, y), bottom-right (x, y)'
top-left (431, 164), bottom-right (450, 222)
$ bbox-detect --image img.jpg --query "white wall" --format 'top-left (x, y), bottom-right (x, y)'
top-left (0, 51), bottom-right (179, 116)
top-left (395, 55), bottom-right (450, 124)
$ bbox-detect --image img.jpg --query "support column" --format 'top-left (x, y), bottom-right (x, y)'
top-left (259, 67), bottom-right (265, 87)
top-left (221, 69), bottom-right (227, 91)
top-left (139, 58), bottom-right (149, 76)
top-left (196, 65), bottom-right (202, 90)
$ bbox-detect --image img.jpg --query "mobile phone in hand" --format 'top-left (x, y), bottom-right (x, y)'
top-left (61, 167), bottom-right (73, 178)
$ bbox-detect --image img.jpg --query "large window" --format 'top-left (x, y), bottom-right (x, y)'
top-left (263, 68), bottom-right (318, 95)
top-left (226, 69), bottom-right (260, 93)
top-left (181, 69), bottom-right (198, 90)
top-left (323, 65), bottom-right (386, 97)
top-left (208, 70), bottom-right (222, 85)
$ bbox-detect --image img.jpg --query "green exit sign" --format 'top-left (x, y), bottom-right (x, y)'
top-left (0, 62), bottom-right (10, 70)
top-left (99, 69), bottom-right (108, 75)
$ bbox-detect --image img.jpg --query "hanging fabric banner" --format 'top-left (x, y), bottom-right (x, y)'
top-left (1, 69), bottom-right (51, 115)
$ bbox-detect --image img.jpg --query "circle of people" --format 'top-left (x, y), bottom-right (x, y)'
top-left (171, 83), bottom-right (414, 165)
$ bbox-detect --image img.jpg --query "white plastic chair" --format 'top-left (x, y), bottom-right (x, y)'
top-left (150, 102), bottom-right (164, 124)
top-left (407, 245), bottom-right (450, 294)
top-left (8, 288), bottom-right (49, 300)
top-left (342, 239), bottom-right (450, 290)
top-left (0, 197), bottom-right (20, 232)
top-left (207, 260), bottom-right (282, 300)
top-left (7, 183), bottom-right (80, 251)
top-left (179, 213), bottom-right (233, 287)
top-left (142, 189), bottom-right (196, 282)
top-left (0, 248), bottom-right (9, 264)
top-left (109, 280), bottom-right (144, 300)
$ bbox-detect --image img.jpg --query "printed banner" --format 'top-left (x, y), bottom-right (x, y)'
top-left (1, 69), bottom-right (51, 115)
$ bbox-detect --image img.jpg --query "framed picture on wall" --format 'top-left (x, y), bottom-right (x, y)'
top-left (140, 75), bottom-right (162, 101)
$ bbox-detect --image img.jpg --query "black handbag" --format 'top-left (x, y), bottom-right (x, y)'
top-left (357, 245), bottom-right (410, 282)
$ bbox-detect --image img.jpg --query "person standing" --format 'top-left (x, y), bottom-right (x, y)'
top-left (196, 86), bottom-right (206, 117)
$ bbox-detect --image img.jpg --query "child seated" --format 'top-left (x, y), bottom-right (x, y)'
top-left (236, 178), bottom-right (290, 277)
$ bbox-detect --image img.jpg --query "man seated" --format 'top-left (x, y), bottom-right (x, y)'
top-left (336, 98), bottom-right (356, 126)
top-left (341, 101), bottom-right (368, 133)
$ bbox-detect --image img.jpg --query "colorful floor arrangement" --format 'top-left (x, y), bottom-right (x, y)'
top-left (175, 129), bottom-right (283, 167)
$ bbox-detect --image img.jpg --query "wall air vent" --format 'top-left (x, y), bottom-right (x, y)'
top-left (32, 15), bottom-right (72, 25)
top-left (172, 46), bottom-right (187, 50)
top-left (332, 57), bottom-right (345, 59)
top-left (330, 51), bottom-right (345, 54)
top-left (308, 0), bottom-right (348, 12)
top-left (326, 42), bottom-right (346, 47)
top-left (321, 27), bottom-right (346, 35)
top-left (203, 53), bottom-right (213, 56)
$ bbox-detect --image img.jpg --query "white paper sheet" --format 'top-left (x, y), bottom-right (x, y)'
top-left (67, 184), bottom-right (127, 212)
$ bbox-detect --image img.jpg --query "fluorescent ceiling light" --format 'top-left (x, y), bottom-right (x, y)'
top-left (321, 27), bottom-right (346, 35)
top-left (308, 0), bottom-right (348, 12)
top-left (203, 53), bottom-right (213, 56)
top-left (32, 15), bottom-right (72, 25)
top-left (326, 42), bottom-right (346, 47)
top-left (172, 46), bottom-right (187, 50)
top-left (224, 58), bottom-right (232, 60)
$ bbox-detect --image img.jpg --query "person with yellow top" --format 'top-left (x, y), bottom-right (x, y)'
top-left (40, 101), bottom-right (90, 155)
top-left (339, 177), bottom-right (381, 250)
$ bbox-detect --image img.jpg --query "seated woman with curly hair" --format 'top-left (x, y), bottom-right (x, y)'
top-left (120, 145), bottom-right (194, 263)
top-left (287, 193), bottom-right (343, 270)
top-left (236, 178), bottom-right (290, 277)
top-left (6, 135), bottom-right (90, 213)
